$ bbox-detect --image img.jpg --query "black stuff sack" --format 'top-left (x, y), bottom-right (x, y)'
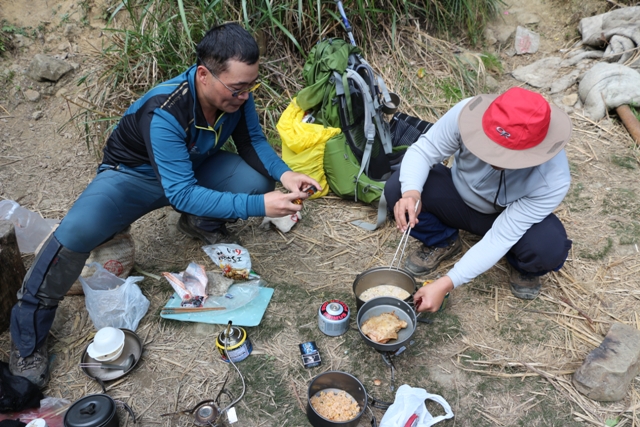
top-left (0, 361), bottom-right (44, 414)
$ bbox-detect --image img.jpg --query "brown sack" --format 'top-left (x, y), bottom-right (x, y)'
top-left (67, 231), bottom-right (135, 295)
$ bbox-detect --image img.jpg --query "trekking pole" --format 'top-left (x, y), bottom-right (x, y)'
top-left (334, 0), bottom-right (357, 46)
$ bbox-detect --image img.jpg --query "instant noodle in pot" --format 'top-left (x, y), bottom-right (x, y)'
top-left (203, 244), bottom-right (251, 280)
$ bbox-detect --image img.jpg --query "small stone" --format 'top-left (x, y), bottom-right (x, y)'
top-left (58, 42), bottom-right (69, 52)
top-left (63, 24), bottom-right (76, 38)
top-left (514, 26), bottom-right (540, 55)
top-left (485, 74), bottom-right (500, 93)
top-left (56, 88), bottom-right (68, 98)
top-left (517, 13), bottom-right (540, 25)
top-left (495, 26), bottom-right (516, 45)
top-left (483, 28), bottom-right (497, 46)
top-left (562, 93), bottom-right (579, 106)
top-left (573, 322), bottom-right (640, 401)
top-left (373, 379), bottom-right (382, 386)
top-left (24, 89), bottom-right (41, 102)
top-left (32, 111), bottom-right (44, 120)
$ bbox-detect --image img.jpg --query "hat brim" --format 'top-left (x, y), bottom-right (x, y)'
top-left (458, 94), bottom-right (572, 169)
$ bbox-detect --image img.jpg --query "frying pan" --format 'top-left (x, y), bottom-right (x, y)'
top-left (356, 296), bottom-right (417, 352)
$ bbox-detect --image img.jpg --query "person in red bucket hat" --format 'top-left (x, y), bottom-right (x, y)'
top-left (385, 87), bottom-right (573, 311)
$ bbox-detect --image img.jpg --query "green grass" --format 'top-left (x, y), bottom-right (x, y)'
top-left (74, 0), bottom-right (501, 154)
top-left (564, 182), bottom-right (591, 213)
top-left (579, 237), bottom-right (613, 260)
top-left (611, 154), bottom-right (637, 170)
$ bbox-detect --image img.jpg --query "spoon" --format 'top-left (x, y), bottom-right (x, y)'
top-left (80, 354), bottom-right (135, 371)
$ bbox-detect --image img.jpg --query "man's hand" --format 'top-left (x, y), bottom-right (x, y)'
top-left (393, 190), bottom-right (422, 231)
top-left (280, 171), bottom-right (322, 194)
top-left (263, 190), bottom-right (307, 217)
top-left (413, 276), bottom-right (453, 313)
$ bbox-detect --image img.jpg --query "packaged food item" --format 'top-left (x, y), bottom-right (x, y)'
top-left (162, 262), bottom-right (208, 307)
top-left (203, 244), bottom-right (251, 280)
top-left (299, 341), bottom-right (321, 368)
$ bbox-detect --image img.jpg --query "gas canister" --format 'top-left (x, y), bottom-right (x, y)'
top-left (318, 299), bottom-right (350, 336)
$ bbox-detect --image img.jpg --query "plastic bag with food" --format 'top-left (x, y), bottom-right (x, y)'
top-left (203, 244), bottom-right (251, 280)
top-left (162, 262), bottom-right (208, 307)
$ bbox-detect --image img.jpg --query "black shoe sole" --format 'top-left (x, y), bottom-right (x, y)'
top-left (509, 283), bottom-right (541, 300)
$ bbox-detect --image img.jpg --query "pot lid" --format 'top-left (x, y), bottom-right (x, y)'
top-left (65, 394), bottom-right (115, 427)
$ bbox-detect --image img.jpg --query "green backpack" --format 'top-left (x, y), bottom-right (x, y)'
top-left (296, 38), bottom-right (402, 230)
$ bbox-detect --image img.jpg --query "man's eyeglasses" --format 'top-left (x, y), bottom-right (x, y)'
top-left (200, 62), bottom-right (260, 97)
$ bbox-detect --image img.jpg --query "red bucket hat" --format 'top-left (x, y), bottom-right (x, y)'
top-left (458, 87), bottom-right (572, 169)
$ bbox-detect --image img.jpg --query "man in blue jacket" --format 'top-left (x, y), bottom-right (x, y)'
top-left (10, 23), bottom-right (320, 387)
top-left (386, 87), bottom-right (573, 312)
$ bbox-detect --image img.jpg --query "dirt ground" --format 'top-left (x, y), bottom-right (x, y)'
top-left (2, 0), bottom-right (640, 426)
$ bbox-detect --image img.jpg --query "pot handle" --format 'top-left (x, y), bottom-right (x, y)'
top-left (115, 399), bottom-right (137, 423)
top-left (367, 405), bottom-right (378, 427)
top-left (368, 394), bottom-right (392, 410)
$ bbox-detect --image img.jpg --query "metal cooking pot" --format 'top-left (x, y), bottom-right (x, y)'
top-left (307, 371), bottom-right (368, 427)
top-left (64, 394), bottom-right (119, 427)
top-left (353, 267), bottom-right (417, 310)
top-left (356, 296), bottom-right (417, 352)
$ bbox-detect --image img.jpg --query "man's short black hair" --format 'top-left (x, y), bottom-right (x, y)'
top-left (196, 23), bottom-right (259, 75)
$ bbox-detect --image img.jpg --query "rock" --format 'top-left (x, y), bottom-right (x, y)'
top-left (517, 13), bottom-right (540, 25)
top-left (483, 28), bottom-right (497, 46)
top-left (32, 111), bottom-right (44, 120)
top-left (495, 26), bottom-right (516, 45)
top-left (27, 54), bottom-right (74, 82)
top-left (514, 26), bottom-right (540, 55)
top-left (24, 89), bottom-right (41, 102)
top-left (511, 56), bottom-right (562, 89)
top-left (58, 42), bottom-right (69, 52)
top-left (549, 69), bottom-right (581, 94)
top-left (12, 34), bottom-right (33, 48)
top-left (63, 24), bottom-right (76, 38)
top-left (56, 88), bottom-right (68, 98)
top-left (573, 322), bottom-right (640, 401)
top-left (562, 93), bottom-right (579, 106)
top-left (485, 74), bottom-right (500, 93)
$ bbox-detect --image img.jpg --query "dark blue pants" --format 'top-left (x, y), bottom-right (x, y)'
top-left (384, 164), bottom-right (572, 275)
top-left (12, 151), bottom-right (275, 356)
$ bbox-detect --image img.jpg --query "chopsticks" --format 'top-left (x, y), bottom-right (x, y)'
top-left (389, 198), bottom-right (421, 269)
top-left (161, 306), bottom-right (226, 315)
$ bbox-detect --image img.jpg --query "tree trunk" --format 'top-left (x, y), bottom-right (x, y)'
top-left (0, 220), bottom-right (25, 333)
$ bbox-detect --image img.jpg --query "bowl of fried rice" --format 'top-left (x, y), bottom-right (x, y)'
top-left (307, 371), bottom-right (367, 427)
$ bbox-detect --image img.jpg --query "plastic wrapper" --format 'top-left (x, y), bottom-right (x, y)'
top-left (79, 262), bottom-right (150, 331)
top-left (162, 262), bottom-right (208, 307)
top-left (0, 397), bottom-right (70, 427)
top-left (0, 200), bottom-right (58, 253)
top-left (203, 278), bottom-right (265, 311)
top-left (203, 244), bottom-right (251, 280)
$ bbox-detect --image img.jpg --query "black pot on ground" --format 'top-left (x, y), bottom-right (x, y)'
top-left (64, 394), bottom-right (119, 427)
top-left (307, 371), bottom-right (368, 427)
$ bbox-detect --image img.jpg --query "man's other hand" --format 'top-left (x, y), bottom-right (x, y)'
top-left (413, 276), bottom-right (453, 313)
top-left (280, 171), bottom-right (322, 194)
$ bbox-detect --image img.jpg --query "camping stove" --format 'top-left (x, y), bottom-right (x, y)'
top-left (377, 340), bottom-right (415, 392)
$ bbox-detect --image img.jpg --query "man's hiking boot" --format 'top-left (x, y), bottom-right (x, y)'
top-left (404, 238), bottom-right (462, 276)
top-left (509, 266), bottom-right (541, 300)
top-left (10, 340), bottom-right (50, 388)
top-left (177, 214), bottom-right (240, 245)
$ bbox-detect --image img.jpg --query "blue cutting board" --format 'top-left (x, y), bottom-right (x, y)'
top-left (160, 287), bottom-right (274, 327)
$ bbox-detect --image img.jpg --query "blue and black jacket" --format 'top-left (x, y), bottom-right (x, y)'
top-left (102, 65), bottom-right (291, 219)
